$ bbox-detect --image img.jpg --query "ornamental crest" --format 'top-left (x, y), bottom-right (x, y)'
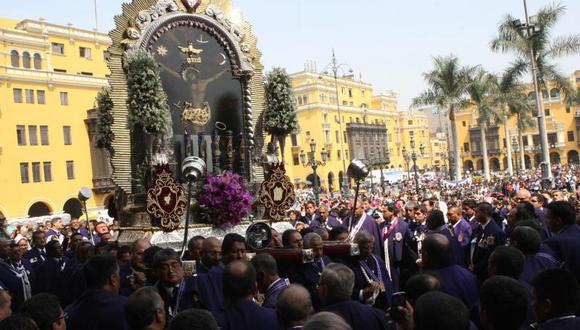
top-left (258, 163), bottom-right (296, 221)
top-left (146, 164), bottom-right (187, 231)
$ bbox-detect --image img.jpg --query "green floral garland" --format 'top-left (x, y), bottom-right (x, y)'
top-left (96, 88), bottom-right (114, 153)
top-left (264, 67), bottom-right (299, 136)
top-left (125, 50), bottom-right (168, 135)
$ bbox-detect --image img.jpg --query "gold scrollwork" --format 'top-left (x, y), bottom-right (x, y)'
top-left (179, 101), bottom-right (211, 126)
top-left (146, 165), bottom-right (187, 231)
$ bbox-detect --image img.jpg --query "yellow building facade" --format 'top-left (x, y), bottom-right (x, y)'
top-left (455, 70), bottom-right (580, 174)
top-left (283, 69), bottom-right (435, 191)
top-left (0, 18), bottom-right (112, 220)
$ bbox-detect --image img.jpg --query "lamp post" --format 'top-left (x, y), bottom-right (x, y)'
top-left (381, 147), bottom-right (390, 193)
top-left (402, 146), bottom-right (410, 179)
top-left (460, 151), bottom-right (466, 177)
top-left (513, 0), bottom-right (551, 181)
top-left (300, 139), bottom-right (328, 205)
top-left (410, 138), bottom-right (426, 196)
top-left (320, 50), bottom-right (353, 195)
top-left (512, 137), bottom-right (520, 176)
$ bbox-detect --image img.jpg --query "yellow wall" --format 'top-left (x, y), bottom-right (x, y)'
top-left (0, 18), bottom-right (111, 219)
top-left (455, 71), bottom-right (580, 172)
top-left (283, 70), bottom-right (439, 191)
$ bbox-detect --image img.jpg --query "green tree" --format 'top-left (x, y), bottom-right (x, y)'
top-left (489, 68), bottom-right (534, 173)
top-left (413, 55), bottom-right (474, 180)
top-left (263, 67), bottom-right (299, 162)
top-left (467, 69), bottom-right (497, 181)
top-left (491, 2), bottom-right (580, 101)
top-left (95, 88), bottom-right (114, 154)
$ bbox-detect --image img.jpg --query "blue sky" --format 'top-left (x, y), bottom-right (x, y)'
top-left (4, 0), bottom-right (579, 109)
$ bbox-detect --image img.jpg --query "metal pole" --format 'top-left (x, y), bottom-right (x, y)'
top-left (93, 0), bottom-right (99, 31)
top-left (332, 50), bottom-right (348, 194)
top-left (313, 163), bottom-right (320, 205)
top-left (82, 200), bottom-right (94, 245)
top-left (413, 156), bottom-right (419, 196)
top-left (180, 181), bottom-right (193, 259)
top-left (523, 0), bottom-right (551, 180)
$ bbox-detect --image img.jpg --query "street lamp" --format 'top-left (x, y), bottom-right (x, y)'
top-left (409, 138), bottom-right (425, 196)
top-left (513, 0), bottom-right (551, 181)
top-left (300, 139), bottom-right (328, 205)
top-left (402, 146), bottom-right (410, 178)
top-left (380, 147), bottom-right (391, 192)
top-left (460, 150), bottom-right (467, 177)
top-left (319, 50), bottom-right (353, 195)
top-left (512, 137), bottom-right (520, 176)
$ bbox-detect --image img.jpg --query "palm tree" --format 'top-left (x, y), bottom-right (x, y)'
top-left (513, 105), bottom-right (535, 169)
top-left (467, 69), bottom-right (497, 181)
top-left (413, 55), bottom-right (474, 180)
top-left (489, 67), bottom-right (534, 174)
top-left (491, 2), bottom-right (580, 99)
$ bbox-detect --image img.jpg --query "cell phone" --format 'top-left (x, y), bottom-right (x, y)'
top-left (390, 291), bottom-right (408, 322)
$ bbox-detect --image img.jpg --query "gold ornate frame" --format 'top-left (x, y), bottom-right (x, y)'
top-left (107, 0), bottom-right (265, 196)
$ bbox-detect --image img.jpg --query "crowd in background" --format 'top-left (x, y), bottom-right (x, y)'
top-left (0, 164), bottom-right (579, 329)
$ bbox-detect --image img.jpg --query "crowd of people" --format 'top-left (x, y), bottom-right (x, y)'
top-left (0, 164), bottom-right (580, 330)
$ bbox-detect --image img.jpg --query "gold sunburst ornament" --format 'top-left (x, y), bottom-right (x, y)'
top-left (156, 45), bottom-right (168, 56)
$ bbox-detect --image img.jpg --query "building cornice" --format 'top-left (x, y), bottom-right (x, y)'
top-left (296, 102), bottom-right (400, 117)
top-left (0, 66), bottom-right (108, 88)
top-left (290, 71), bottom-right (374, 90)
top-left (0, 28), bottom-right (48, 48)
top-left (15, 20), bottom-right (112, 45)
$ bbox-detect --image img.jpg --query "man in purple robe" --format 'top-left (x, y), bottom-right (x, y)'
top-left (344, 202), bottom-right (383, 257)
top-left (425, 210), bottom-right (466, 267)
top-left (65, 255), bottom-right (129, 330)
top-left (319, 263), bottom-right (388, 330)
top-left (309, 204), bottom-right (344, 231)
top-left (421, 234), bottom-right (479, 321)
top-left (222, 260), bottom-right (278, 330)
top-left (510, 226), bottom-right (560, 286)
top-left (447, 206), bottom-right (473, 248)
top-left (22, 230), bottom-right (47, 272)
top-left (302, 232), bottom-right (331, 311)
top-left (251, 253), bottom-right (289, 309)
top-left (151, 249), bottom-right (200, 322)
top-left (197, 237), bottom-right (222, 274)
top-left (542, 201), bottom-right (580, 284)
top-left (347, 231), bottom-right (393, 310)
top-left (462, 199), bottom-right (478, 231)
top-left (529, 269), bottom-right (580, 330)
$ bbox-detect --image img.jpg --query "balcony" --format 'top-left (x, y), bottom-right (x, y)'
top-left (93, 177), bottom-right (115, 194)
top-left (322, 122), bottom-right (331, 130)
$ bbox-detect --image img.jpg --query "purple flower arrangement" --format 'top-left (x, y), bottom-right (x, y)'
top-left (197, 171), bottom-right (253, 229)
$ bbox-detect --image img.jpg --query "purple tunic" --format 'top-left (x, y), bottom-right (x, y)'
top-left (344, 214), bottom-right (384, 257)
top-left (65, 289), bottom-right (129, 330)
top-left (323, 300), bottom-right (389, 330)
top-left (222, 300), bottom-right (278, 330)
top-left (452, 218), bottom-right (473, 248)
top-left (430, 264), bottom-right (480, 314)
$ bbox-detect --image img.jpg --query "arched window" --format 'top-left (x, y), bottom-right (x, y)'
top-left (541, 90), bottom-right (549, 99)
top-left (22, 52), bottom-right (31, 69)
top-left (10, 50), bottom-right (20, 67)
top-left (550, 88), bottom-right (560, 99)
top-left (33, 53), bottom-right (42, 70)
